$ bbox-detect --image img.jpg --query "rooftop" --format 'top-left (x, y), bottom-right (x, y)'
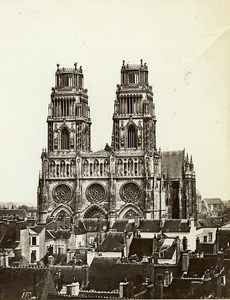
top-left (96, 232), bottom-right (125, 252)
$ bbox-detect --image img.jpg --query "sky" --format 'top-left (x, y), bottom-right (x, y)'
top-left (0, 0), bottom-right (229, 205)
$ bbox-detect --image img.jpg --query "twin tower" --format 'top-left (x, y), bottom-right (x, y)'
top-left (37, 61), bottom-right (196, 224)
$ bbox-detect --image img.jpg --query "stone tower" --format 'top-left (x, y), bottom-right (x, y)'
top-left (37, 63), bottom-right (91, 223)
top-left (111, 60), bottom-right (156, 151)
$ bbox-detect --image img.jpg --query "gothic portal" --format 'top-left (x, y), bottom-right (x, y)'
top-left (37, 61), bottom-right (197, 223)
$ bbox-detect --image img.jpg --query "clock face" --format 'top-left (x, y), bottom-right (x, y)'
top-left (86, 183), bottom-right (106, 203)
top-left (120, 182), bottom-right (140, 203)
top-left (53, 184), bottom-right (72, 203)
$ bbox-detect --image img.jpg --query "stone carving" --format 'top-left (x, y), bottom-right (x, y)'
top-left (53, 184), bottom-right (72, 203)
top-left (120, 182), bottom-right (140, 203)
top-left (86, 183), bottom-right (106, 203)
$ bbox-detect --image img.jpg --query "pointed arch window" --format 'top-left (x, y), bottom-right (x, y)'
top-left (61, 127), bottom-right (70, 150)
top-left (127, 125), bottom-right (137, 148)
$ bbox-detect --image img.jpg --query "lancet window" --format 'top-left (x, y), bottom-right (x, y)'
top-left (61, 128), bottom-right (70, 150)
top-left (127, 125), bottom-right (137, 148)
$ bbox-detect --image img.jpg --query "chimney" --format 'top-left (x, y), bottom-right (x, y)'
top-left (99, 230), bottom-right (106, 244)
top-left (2, 251), bottom-right (9, 267)
top-left (119, 282), bottom-right (129, 299)
top-left (182, 252), bottom-right (190, 273)
top-left (153, 252), bottom-right (159, 264)
top-left (134, 215), bottom-right (140, 228)
top-left (182, 236), bottom-right (188, 251)
top-left (155, 275), bottom-right (164, 299)
top-left (217, 251), bottom-right (224, 272)
top-left (66, 250), bottom-right (72, 264)
top-left (196, 237), bottom-right (200, 252)
top-left (123, 230), bottom-right (129, 257)
top-left (175, 236), bottom-right (181, 263)
top-left (82, 265), bottom-right (89, 287)
top-left (48, 255), bottom-right (54, 265)
top-left (164, 270), bottom-right (170, 287)
top-left (215, 226), bottom-right (219, 254)
top-left (71, 282), bottom-right (80, 296)
top-left (128, 281), bottom-right (134, 298)
top-left (152, 234), bottom-right (157, 254)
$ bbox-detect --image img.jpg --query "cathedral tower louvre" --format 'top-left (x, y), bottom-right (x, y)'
top-left (37, 61), bottom-right (197, 224)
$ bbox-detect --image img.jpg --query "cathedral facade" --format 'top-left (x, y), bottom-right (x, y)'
top-left (37, 61), bottom-right (196, 224)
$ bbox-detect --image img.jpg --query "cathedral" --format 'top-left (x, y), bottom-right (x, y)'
top-left (37, 60), bottom-right (197, 224)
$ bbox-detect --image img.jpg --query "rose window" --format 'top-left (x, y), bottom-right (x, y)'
top-left (53, 184), bottom-right (72, 203)
top-left (120, 182), bottom-right (140, 203)
top-left (86, 183), bottom-right (106, 203)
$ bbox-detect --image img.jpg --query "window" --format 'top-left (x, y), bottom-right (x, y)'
top-left (32, 236), bottom-right (37, 246)
top-left (203, 236), bottom-right (207, 243)
top-left (127, 125), bottom-right (137, 148)
top-left (208, 232), bottom-right (213, 242)
top-left (89, 237), bottom-right (94, 245)
top-left (31, 250), bottom-right (36, 263)
top-left (61, 128), bottom-right (69, 149)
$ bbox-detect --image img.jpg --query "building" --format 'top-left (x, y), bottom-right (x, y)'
top-left (202, 198), bottom-right (224, 217)
top-left (37, 61), bottom-right (197, 224)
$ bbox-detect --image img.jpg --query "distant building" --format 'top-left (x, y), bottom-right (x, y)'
top-left (37, 61), bottom-right (197, 224)
top-left (0, 209), bottom-right (27, 222)
top-left (202, 198), bottom-right (224, 217)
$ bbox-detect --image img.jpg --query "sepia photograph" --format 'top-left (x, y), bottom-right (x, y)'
top-left (0, 0), bottom-right (229, 299)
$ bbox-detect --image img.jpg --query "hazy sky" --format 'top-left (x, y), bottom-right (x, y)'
top-left (0, 0), bottom-right (229, 205)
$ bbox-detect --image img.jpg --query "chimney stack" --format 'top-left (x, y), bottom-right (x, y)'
top-left (182, 236), bottom-right (188, 252)
top-left (196, 237), bottom-right (200, 252)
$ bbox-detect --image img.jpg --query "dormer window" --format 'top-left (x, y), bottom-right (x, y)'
top-left (159, 252), bottom-right (164, 258)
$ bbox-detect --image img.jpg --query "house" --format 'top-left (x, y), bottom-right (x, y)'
top-left (0, 221), bottom-right (28, 266)
top-left (87, 256), bottom-right (154, 296)
top-left (28, 226), bottom-right (46, 263)
top-left (129, 235), bottom-right (181, 265)
top-left (129, 218), bottom-right (197, 251)
top-left (203, 198), bottom-right (224, 217)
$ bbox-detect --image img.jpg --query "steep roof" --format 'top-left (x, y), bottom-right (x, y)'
top-left (137, 219), bottom-right (191, 233)
top-left (163, 219), bottom-right (190, 232)
top-left (88, 257), bottom-right (154, 291)
top-left (49, 265), bottom-right (87, 284)
top-left (49, 230), bottom-right (71, 239)
top-left (30, 225), bottom-right (44, 234)
top-left (0, 223), bottom-right (25, 249)
top-left (129, 238), bottom-right (153, 257)
top-left (96, 232), bottom-right (125, 252)
top-left (187, 256), bottom-right (219, 277)
top-left (0, 267), bottom-right (56, 300)
top-left (161, 150), bottom-right (184, 179)
top-left (138, 220), bottom-right (161, 232)
top-left (198, 242), bottom-right (215, 254)
top-left (204, 198), bottom-right (223, 205)
top-left (112, 219), bottom-right (135, 232)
